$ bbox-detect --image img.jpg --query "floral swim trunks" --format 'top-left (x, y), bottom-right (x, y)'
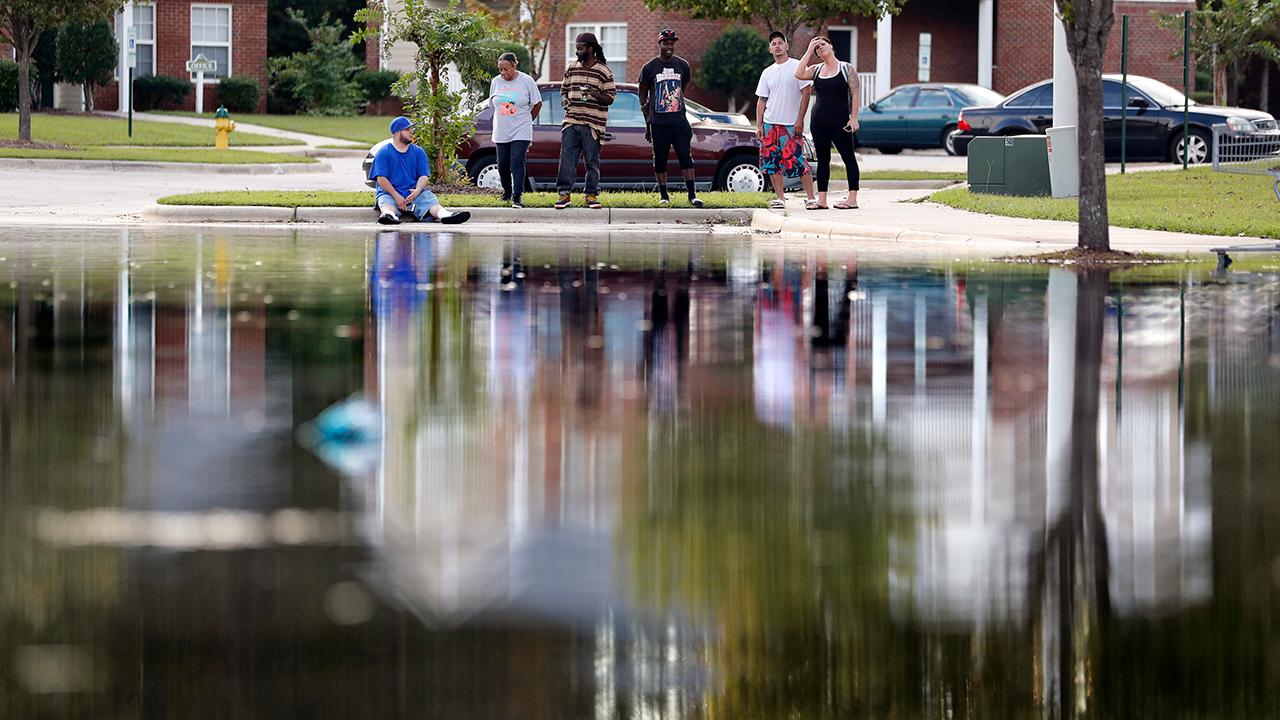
top-left (759, 123), bottom-right (810, 178)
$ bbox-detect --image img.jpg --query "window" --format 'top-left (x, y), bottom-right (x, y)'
top-left (134, 4), bottom-right (155, 78)
top-left (1006, 83), bottom-right (1050, 107)
top-left (607, 91), bottom-right (645, 127)
top-left (877, 87), bottom-right (917, 109)
top-left (191, 4), bottom-right (231, 80)
top-left (915, 88), bottom-right (952, 108)
top-left (566, 23), bottom-right (627, 85)
top-left (538, 89), bottom-right (564, 125)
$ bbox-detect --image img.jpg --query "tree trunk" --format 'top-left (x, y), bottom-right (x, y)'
top-left (1076, 59), bottom-right (1109, 250)
top-left (1262, 62), bottom-right (1271, 115)
top-left (83, 83), bottom-right (94, 113)
top-left (16, 39), bottom-right (34, 142)
top-left (430, 61), bottom-right (445, 181)
top-left (1059, 0), bottom-right (1115, 251)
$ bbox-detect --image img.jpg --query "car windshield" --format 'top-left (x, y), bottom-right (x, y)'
top-left (685, 98), bottom-right (712, 113)
top-left (955, 86), bottom-right (1005, 106)
top-left (1125, 76), bottom-right (1194, 107)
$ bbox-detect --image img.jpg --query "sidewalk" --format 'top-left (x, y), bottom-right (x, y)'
top-left (96, 111), bottom-right (355, 150)
top-left (751, 190), bottom-right (1254, 253)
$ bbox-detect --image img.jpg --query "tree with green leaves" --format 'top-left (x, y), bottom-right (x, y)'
top-left (1, 0), bottom-right (122, 141)
top-left (1158, 0), bottom-right (1280, 107)
top-left (57, 19), bottom-right (118, 112)
top-left (643, 0), bottom-right (905, 44)
top-left (477, 0), bottom-right (581, 80)
top-left (268, 10), bottom-right (363, 115)
top-left (354, 0), bottom-right (503, 182)
top-left (1056, 0), bottom-right (1116, 252)
top-left (699, 27), bottom-right (770, 114)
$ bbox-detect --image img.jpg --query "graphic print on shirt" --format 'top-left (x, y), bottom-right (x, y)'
top-left (496, 90), bottom-right (519, 116)
top-left (654, 67), bottom-right (684, 114)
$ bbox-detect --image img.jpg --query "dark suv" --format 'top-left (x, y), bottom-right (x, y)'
top-left (459, 83), bottom-right (809, 192)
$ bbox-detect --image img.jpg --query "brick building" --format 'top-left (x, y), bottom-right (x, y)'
top-left (549, 0), bottom-right (1195, 111)
top-left (89, 0), bottom-right (268, 112)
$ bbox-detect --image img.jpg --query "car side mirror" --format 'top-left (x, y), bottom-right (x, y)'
top-left (1128, 97), bottom-right (1149, 113)
top-left (868, 102), bottom-right (879, 112)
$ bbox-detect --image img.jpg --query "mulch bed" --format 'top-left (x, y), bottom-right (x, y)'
top-left (999, 247), bottom-right (1184, 266)
top-left (0, 139), bottom-right (73, 150)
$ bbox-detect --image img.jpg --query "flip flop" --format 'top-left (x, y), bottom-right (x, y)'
top-left (804, 200), bottom-right (826, 210)
top-left (834, 201), bottom-right (859, 210)
top-left (768, 199), bottom-right (786, 209)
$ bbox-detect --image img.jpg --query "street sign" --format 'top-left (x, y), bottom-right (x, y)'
top-left (128, 51), bottom-right (137, 68)
top-left (918, 33), bottom-right (932, 82)
top-left (186, 54), bottom-right (218, 114)
top-left (186, 54), bottom-right (218, 74)
top-left (126, 27), bottom-right (137, 68)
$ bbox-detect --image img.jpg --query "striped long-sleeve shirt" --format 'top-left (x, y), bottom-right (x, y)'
top-left (560, 60), bottom-right (616, 140)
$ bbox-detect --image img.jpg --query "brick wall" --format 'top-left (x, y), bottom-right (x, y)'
top-left (95, 0), bottom-right (268, 113)
top-left (995, 0), bottom-right (1194, 95)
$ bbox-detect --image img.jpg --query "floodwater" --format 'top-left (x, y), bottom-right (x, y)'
top-left (2, 227), bottom-right (1279, 719)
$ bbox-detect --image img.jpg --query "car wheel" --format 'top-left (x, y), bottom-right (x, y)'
top-left (716, 156), bottom-right (766, 193)
top-left (468, 154), bottom-right (502, 190)
top-left (878, 147), bottom-right (902, 155)
top-left (943, 125), bottom-right (961, 156)
top-left (1172, 128), bottom-right (1212, 165)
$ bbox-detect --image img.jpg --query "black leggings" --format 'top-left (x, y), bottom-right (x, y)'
top-left (651, 121), bottom-right (694, 174)
top-left (811, 124), bottom-right (859, 193)
top-left (497, 140), bottom-right (530, 202)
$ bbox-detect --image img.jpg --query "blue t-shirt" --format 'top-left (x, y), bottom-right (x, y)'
top-left (370, 142), bottom-right (431, 196)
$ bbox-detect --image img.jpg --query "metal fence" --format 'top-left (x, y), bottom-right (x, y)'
top-left (1212, 123), bottom-right (1280, 201)
top-left (858, 72), bottom-right (878, 109)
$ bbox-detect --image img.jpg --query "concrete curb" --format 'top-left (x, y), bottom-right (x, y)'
top-left (0, 158), bottom-right (332, 174)
top-left (143, 205), bottom-right (755, 225)
top-left (858, 179), bottom-right (961, 190)
top-left (750, 209), bottom-right (1019, 245)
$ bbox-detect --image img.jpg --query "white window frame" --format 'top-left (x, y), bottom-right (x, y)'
top-left (133, 3), bottom-right (157, 79)
top-left (190, 3), bottom-right (232, 83)
top-left (827, 25), bottom-right (858, 67)
top-left (565, 22), bottom-right (627, 75)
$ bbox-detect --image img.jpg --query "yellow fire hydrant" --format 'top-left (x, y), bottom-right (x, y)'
top-left (214, 105), bottom-right (236, 149)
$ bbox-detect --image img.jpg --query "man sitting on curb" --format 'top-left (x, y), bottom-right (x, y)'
top-left (372, 116), bottom-right (471, 226)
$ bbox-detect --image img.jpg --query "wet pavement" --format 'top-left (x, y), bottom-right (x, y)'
top-left (2, 227), bottom-right (1280, 719)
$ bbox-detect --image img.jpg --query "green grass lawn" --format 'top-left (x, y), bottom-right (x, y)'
top-left (856, 169), bottom-right (965, 182)
top-left (0, 147), bottom-right (315, 164)
top-left (2, 113), bottom-right (300, 146)
top-left (157, 190), bottom-right (770, 209)
top-left (931, 167), bottom-right (1280, 239)
top-left (160, 112), bottom-right (388, 145)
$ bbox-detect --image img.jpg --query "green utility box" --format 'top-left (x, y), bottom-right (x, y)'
top-left (967, 135), bottom-right (1052, 196)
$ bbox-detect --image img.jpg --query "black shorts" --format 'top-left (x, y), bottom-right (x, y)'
top-left (650, 121), bottom-right (694, 173)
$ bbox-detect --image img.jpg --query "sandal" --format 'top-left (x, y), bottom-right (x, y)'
top-left (834, 201), bottom-right (859, 210)
top-left (804, 199), bottom-right (826, 210)
top-left (768, 198), bottom-right (786, 209)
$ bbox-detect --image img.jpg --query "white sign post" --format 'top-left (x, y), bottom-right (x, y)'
top-left (185, 54), bottom-right (218, 114)
top-left (917, 33), bottom-right (932, 83)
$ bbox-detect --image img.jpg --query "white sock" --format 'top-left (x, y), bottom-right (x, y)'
top-left (435, 208), bottom-right (454, 219)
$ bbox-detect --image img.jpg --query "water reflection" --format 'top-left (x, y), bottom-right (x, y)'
top-left (1, 229), bottom-right (1279, 718)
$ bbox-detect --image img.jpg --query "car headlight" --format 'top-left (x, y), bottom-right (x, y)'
top-left (1225, 116), bottom-right (1256, 132)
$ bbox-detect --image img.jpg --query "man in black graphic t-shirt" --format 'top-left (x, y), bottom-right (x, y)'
top-left (638, 29), bottom-right (702, 207)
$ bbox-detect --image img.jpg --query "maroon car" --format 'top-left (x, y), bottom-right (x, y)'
top-left (459, 82), bottom-right (803, 193)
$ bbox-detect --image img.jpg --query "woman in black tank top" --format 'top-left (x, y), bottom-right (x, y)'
top-left (795, 36), bottom-right (861, 209)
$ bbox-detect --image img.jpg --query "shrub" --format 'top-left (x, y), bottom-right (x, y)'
top-left (0, 61), bottom-right (17, 113)
top-left (354, 68), bottom-right (399, 104)
top-left (700, 27), bottom-right (771, 114)
top-left (217, 76), bottom-right (260, 112)
top-left (57, 20), bottom-right (118, 111)
top-left (268, 11), bottom-right (361, 116)
top-left (134, 75), bottom-right (191, 111)
top-left (267, 73), bottom-right (300, 114)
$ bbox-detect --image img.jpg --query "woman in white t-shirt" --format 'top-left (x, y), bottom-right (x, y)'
top-left (488, 53), bottom-right (542, 208)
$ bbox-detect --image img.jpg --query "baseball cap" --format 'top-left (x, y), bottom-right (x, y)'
top-left (768, 30), bottom-right (786, 42)
top-left (389, 116), bottom-right (415, 134)
top-left (658, 29), bottom-right (678, 42)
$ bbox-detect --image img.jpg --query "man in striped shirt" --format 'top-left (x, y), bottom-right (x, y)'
top-left (555, 32), bottom-right (616, 210)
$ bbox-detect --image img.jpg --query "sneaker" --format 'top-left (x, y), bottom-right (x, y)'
top-left (689, 197), bottom-right (704, 208)
top-left (586, 194), bottom-right (602, 209)
top-left (658, 197), bottom-right (670, 206)
top-left (440, 210), bottom-right (471, 225)
top-left (511, 201), bottom-right (523, 209)
top-left (554, 194), bottom-right (572, 209)
top-left (378, 212), bottom-right (401, 225)
top-left (500, 195), bottom-right (511, 204)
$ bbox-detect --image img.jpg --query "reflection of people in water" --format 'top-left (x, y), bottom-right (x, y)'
top-left (643, 260), bottom-right (691, 411)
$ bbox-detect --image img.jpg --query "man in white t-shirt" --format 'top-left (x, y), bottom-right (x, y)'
top-left (755, 31), bottom-right (816, 209)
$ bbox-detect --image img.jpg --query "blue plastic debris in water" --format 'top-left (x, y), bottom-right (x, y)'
top-left (297, 396), bottom-right (381, 475)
